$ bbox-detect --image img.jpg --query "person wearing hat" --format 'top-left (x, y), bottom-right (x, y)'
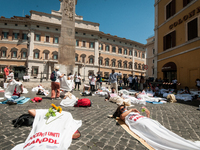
top-left (51, 66), bottom-right (64, 100)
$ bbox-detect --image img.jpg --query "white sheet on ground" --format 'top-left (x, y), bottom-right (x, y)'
top-left (60, 94), bottom-right (77, 107)
top-left (60, 76), bottom-right (73, 92)
top-left (109, 96), bottom-right (131, 106)
top-left (122, 95), bottom-right (146, 105)
top-left (125, 112), bottom-right (200, 150)
top-left (32, 86), bottom-right (49, 96)
top-left (175, 94), bottom-right (193, 101)
top-left (12, 109), bottom-right (82, 150)
top-left (4, 80), bottom-right (22, 99)
top-left (22, 88), bottom-right (28, 94)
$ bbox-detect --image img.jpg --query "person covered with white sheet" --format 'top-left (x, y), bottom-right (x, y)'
top-left (113, 105), bottom-right (200, 150)
top-left (12, 107), bottom-right (82, 150)
top-left (105, 87), bottom-right (131, 106)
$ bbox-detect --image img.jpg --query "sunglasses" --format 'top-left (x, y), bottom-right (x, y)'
top-left (120, 107), bottom-right (126, 111)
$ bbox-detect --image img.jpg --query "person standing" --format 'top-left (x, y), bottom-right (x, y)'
top-left (4, 65), bottom-right (10, 82)
top-left (135, 75), bottom-right (138, 91)
top-left (196, 79), bottom-right (200, 91)
top-left (140, 75), bottom-right (145, 90)
top-left (51, 66), bottom-right (64, 100)
top-left (89, 74), bottom-right (96, 91)
top-left (96, 72), bottom-right (101, 90)
top-left (108, 69), bottom-right (122, 93)
top-left (123, 76), bottom-right (126, 86)
top-left (74, 73), bottom-right (81, 91)
top-left (128, 75), bottom-right (133, 89)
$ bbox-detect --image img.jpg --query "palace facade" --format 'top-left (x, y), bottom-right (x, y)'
top-left (0, 2), bottom-right (146, 81)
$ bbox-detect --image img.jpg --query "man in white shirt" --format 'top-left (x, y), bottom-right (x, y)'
top-left (109, 69), bottom-right (122, 93)
top-left (51, 66), bottom-right (64, 100)
top-left (89, 74), bottom-right (96, 91)
top-left (128, 75), bottom-right (133, 89)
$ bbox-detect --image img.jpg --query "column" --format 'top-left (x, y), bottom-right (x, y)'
top-left (154, 0), bottom-right (158, 79)
top-left (94, 40), bottom-right (99, 66)
top-left (28, 30), bottom-right (34, 60)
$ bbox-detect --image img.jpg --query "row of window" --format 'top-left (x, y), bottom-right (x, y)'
top-left (163, 17), bottom-right (198, 50)
top-left (166, 0), bottom-right (193, 20)
top-left (1, 31), bottom-right (59, 44)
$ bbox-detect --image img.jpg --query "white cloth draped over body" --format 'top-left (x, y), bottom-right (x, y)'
top-left (12, 109), bottom-right (82, 150)
top-left (109, 95), bottom-right (131, 106)
top-left (122, 94), bottom-right (146, 105)
top-left (60, 76), bottom-right (73, 92)
top-left (125, 112), bottom-right (200, 150)
top-left (4, 79), bottom-right (22, 99)
top-left (60, 93), bottom-right (77, 107)
top-left (32, 85), bottom-right (49, 96)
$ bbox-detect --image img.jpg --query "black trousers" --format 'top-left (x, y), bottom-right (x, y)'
top-left (75, 82), bottom-right (80, 89)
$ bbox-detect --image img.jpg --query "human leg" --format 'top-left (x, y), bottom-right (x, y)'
top-left (55, 82), bottom-right (60, 98)
top-left (28, 109), bottom-right (36, 117)
top-left (51, 82), bottom-right (56, 99)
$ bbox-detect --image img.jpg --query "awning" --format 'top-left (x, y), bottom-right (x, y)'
top-left (162, 62), bottom-right (177, 72)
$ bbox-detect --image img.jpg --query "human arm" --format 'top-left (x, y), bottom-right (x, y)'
top-left (120, 108), bottom-right (140, 121)
top-left (28, 109), bottom-right (36, 117)
top-left (59, 74), bottom-right (64, 78)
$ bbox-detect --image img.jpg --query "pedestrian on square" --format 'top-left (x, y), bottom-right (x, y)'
top-left (128, 75), bottom-right (133, 89)
top-left (74, 73), bottom-right (81, 91)
top-left (4, 65), bottom-right (10, 82)
top-left (139, 75), bottom-right (144, 90)
top-left (108, 69), bottom-right (122, 93)
top-left (51, 66), bottom-right (64, 100)
top-left (90, 74), bottom-right (96, 91)
top-left (123, 76), bottom-right (127, 86)
top-left (96, 72), bottom-right (101, 90)
top-left (196, 78), bottom-right (200, 91)
top-left (134, 75), bottom-right (139, 90)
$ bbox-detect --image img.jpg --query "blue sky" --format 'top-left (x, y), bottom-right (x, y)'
top-left (0, 0), bottom-right (154, 44)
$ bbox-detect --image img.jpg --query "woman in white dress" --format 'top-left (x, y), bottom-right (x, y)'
top-left (113, 105), bottom-right (200, 150)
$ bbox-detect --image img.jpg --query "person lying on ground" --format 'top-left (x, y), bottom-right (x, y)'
top-left (11, 106), bottom-right (82, 150)
top-left (12, 78), bottom-right (23, 97)
top-left (105, 87), bottom-right (131, 106)
top-left (180, 86), bottom-right (191, 94)
top-left (112, 105), bottom-right (200, 150)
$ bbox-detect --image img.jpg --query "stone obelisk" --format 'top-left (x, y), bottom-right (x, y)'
top-left (58, 0), bottom-right (76, 75)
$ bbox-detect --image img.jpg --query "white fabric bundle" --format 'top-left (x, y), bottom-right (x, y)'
top-left (60, 76), bottom-right (73, 92)
top-left (109, 96), bottom-right (131, 106)
top-left (175, 94), bottom-right (192, 101)
top-left (125, 112), bottom-right (200, 150)
top-left (12, 109), bottom-right (82, 150)
top-left (60, 94), bottom-right (77, 107)
top-left (4, 79), bottom-right (22, 99)
top-left (122, 95), bottom-right (146, 105)
top-left (32, 85), bottom-right (49, 96)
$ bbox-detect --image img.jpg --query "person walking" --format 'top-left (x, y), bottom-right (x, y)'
top-left (74, 73), bottom-right (81, 91)
top-left (140, 75), bottom-right (145, 90)
top-left (135, 75), bottom-right (139, 91)
top-left (4, 65), bottom-right (10, 82)
top-left (96, 72), bottom-right (101, 90)
top-left (51, 66), bottom-right (64, 100)
top-left (123, 76), bottom-right (126, 86)
top-left (108, 69), bottom-right (122, 93)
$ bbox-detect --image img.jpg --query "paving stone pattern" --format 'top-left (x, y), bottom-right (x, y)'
top-left (0, 89), bottom-right (200, 150)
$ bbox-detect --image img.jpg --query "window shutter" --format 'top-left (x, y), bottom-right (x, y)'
top-left (163, 35), bottom-right (167, 51)
top-left (53, 37), bottom-right (55, 43)
top-left (34, 35), bottom-right (36, 41)
top-left (171, 31), bottom-right (176, 47)
top-left (39, 35), bottom-right (41, 41)
top-left (172, 0), bottom-right (176, 16)
top-left (33, 52), bottom-right (35, 59)
top-left (22, 34), bottom-right (24, 40)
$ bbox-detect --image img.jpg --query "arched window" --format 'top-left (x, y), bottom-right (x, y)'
top-left (138, 52), bottom-right (141, 57)
top-left (142, 53), bottom-right (145, 58)
top-left (112, 61), bottom-right (115, 67)
top-left (52, 51), bottom-right (58, 60)
top-left (129, 64), bottom-right (132, 69)
top-left (134, 62), bottom-right (137, 69)
top-left (112, 46), bottom-right (116, 53)
top-left (21, 48), bottom-right (27, 59)
top-left (33, 49), bottom-right (40, 59)
top-left (124, 63), bottom-right (127, 68)
top-left (11, 48), bottom-right (18, 58)
top-left (43, 50), bottom-right (50, 60)
top-left (75, 53), bottom-right (79, 62)
top-left (118, 62), bottom-right (122, 68)
top-left (118, 48), bottom-right (122, 54)
top-left (89, 58), bottom-right (93, 64)
top-left (0, 47), bottom-right (7, 58)
top-left (105, 60), bottom-right (109, 66)
top-left (105, 45), bottom-right (109, 51)
top-left (129, 50), bottom-right (132, 55)
top-left (142, 64), bottom-right (145, 70)
top-left (138, 63), bottom-right (141, 70)
top-left (80, 54), bottom-right (86, 63)
top-left (124, 49), bottom-right (127, 55)
top-left (134, 51), bottom-right (137, 57)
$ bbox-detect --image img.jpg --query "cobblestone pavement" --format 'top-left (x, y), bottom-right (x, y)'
top-left (0, 89), bottom-right (200, 150)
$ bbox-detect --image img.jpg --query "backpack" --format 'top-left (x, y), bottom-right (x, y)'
top-left (50, 71), bottom-right (57, 81)
top-left (74, 98), bottom-right (91, 107)
top-left (12, 114), bottom-right (34, 128)
top-left (31, 97), bottom-right (42, 102)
